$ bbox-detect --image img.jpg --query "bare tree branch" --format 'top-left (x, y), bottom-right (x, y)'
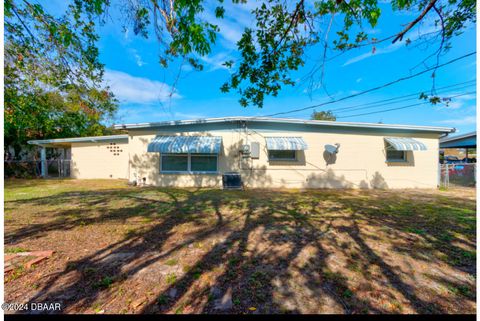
top-left (392, 0), bottom-right (438, 43)
top-left (430, 4), bottom-right (445, 93)
top-left (318, 13), bottom-right (335, 99)
top-left (273, 0), bottom-right (305, 52)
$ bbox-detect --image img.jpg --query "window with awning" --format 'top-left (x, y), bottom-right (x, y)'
top-left (148, 136), bottom-right (221, 173)
top-left (384, 137), bottom-right (426, 163)
top-left (147, 136), bottom-right (222, 154)
top-left (265, 137), bottom-right (308, 150)
top-left (384, 137), bottom-right (427, 151)
top-left (265, 137), bottom-right (307, 161)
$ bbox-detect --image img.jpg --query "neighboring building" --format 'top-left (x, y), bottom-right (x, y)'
top-left (440, 131), bottom-right (476, 161)
top-left (28, 117), bottom-right (455, 189)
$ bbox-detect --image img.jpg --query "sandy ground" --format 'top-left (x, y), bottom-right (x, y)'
top-left (4, 179), bottom-right (476, 314)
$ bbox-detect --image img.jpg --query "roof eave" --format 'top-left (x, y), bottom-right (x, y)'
top-left (113, 117), bottom-right (455, 134)
top-left (440, 131), bottom-right (476, 143)
top-left (27, 135), bottom-right (129, 146)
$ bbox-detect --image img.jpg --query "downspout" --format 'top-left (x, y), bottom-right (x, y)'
top-left (240, 120), bottom-right (250, 171)
top-left (238, 120), bottom-right (244, 172)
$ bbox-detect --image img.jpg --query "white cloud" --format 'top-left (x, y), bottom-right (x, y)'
top-left (134, 54), bottom-right (146, 67)
top-left (434, 93), bottom-right (476, 110)
top-left (343, 41), bottom-right (403, 66)
top-left (139, 111), bottom-right (205, 120)
top-left (180, 64), bottom-right (194, 72)
top-left (116, 105), bottom-right (206, 124)
top-left (174, 112), bottom-right (207, 119)
top-left (343, 23), bottom-right (441, 67)
top-left (445, 102), bottom-right (471, 110)
top-left (199, 52), bottom-right (234, 72)
top-left (215, 20), bottom-right (245, 49)
top-left (457, 93), bottom-right (476, 101)
top-left (356, 78), bottom-right (362, 83)
top-left (129, 49), bottom-right (146, 67)
top-left (366, 28), bottom-right (382, 35)
top-left (436, 116), bottom-right (477, 125)
top-left (104, 69), bottom-right (180, 104)
top-left (201, 1), bottom-right (257, 49)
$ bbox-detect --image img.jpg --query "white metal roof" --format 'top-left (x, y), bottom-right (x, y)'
top-left (440, 131), bottom-right (476, 143)
top-left (113, 116), bottom-right (455, 134)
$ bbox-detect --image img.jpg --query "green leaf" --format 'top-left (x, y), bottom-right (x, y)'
top-left (215, 6), bottom-right (225, 18)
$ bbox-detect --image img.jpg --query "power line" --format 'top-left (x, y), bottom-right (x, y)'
top-left (337, 91), bottom-right (475, 119)
top-left (270, 80), bottom-right (475, 118)
top-left (334, 82), bottom-right (476, 115)
top-left (287, 81), bottom-right (475, 118)
top-left (331, 80), bottom-right (475, 113)
top-left (264, 52), bottom-right (476, 117)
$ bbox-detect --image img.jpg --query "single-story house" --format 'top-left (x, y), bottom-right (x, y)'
top-left (28, 117), bottom-right (455, 189)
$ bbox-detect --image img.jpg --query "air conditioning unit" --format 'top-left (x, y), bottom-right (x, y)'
top-left (222, 172), bottom-right (243, 190)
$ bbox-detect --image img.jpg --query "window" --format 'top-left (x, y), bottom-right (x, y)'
top-left (386, 150), bottom-right (406, 162)
top-left (161, 154), bottom-right (188, 171)
top-left (161, 153), bottom-right (217, 173)
top-left (268, 150), bottom-right (296, 161)
top-left (191, 154), bottom-right (217, 172)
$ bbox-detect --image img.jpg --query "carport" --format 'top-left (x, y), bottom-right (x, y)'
top-left (28, 135), bottom-right (128, 177)
top-left (440, 131), bottom-right (476, 161)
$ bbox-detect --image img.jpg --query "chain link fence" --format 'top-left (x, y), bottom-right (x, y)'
top-left (4, 160), bottom-right (71, 179)
top-left (440, 163), bottom-right (476, 188)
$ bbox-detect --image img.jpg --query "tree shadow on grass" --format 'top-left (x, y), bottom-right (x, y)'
top-left (140, 199), bottom-right (358, 313)
top-left (16, 188), bottom-right (241, 312)
top-left (4, 184), bottom-right (476, 314)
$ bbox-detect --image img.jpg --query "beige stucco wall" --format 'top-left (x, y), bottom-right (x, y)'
top-left (70, 140), bottom-right (129, 179)
top-left (127, 128), bottom-right (440, 189)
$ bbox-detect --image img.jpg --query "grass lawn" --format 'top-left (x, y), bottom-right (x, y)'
top-left (4, 179), bottom-right (476, 314)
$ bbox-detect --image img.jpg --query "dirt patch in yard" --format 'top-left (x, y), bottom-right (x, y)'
top-left (4, 179), bottom-right (476, 314)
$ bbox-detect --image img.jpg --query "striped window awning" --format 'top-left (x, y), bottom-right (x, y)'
top-left (265, 137), bottom-right (308, 150)
top-left (384, 137), bottom-right (427, 151)
top-left (147, 136), bottom-right (222, 154)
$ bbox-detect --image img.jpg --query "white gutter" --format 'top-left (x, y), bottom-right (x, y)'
top-left (27, 135), bottom-right (128, 146)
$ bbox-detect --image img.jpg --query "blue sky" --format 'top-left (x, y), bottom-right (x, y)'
top-left (46, 1), bottom-right (476, 133)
